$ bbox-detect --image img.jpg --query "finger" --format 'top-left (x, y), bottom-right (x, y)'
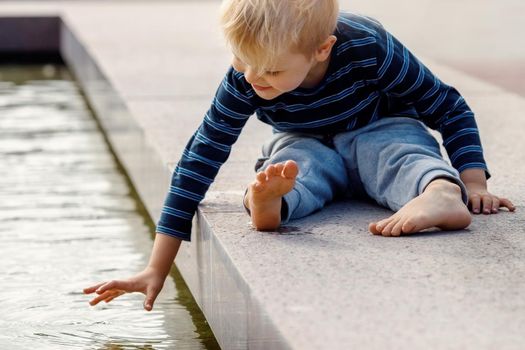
top-left (469, 194), bottom-right (481, 214)
top-left (83, 282), bottom-right (107, 294)
top-left (481, 195), bottom-right (493, 215)
top-left (101, 290), bottom-right (121, 303)
top-left (499, 198), bottom-right (516, 212)
top-left (491, 197), bottom-right (500, 213)
top-left (104, 290), bottom-right (126, 303)
top-left (90, 290), bottom-right (120, 306)
top-left (144, 286), bottom-right (162, 311)
top-left (96, 280), bottom-right (134, 294)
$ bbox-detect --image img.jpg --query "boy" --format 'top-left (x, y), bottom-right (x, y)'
top-left (84, 0), bottom-right (515, 310)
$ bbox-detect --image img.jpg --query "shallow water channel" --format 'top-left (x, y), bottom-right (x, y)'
top-left (0, 65), bottom-right (220, 350)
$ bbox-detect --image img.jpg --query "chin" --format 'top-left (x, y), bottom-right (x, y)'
top-left (258, 94), bottom-right (279, 100)
top-left (255, 90), bottom-right (283, 100)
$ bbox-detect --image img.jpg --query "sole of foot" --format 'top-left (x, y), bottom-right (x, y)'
top-left (246, 160), bottom-right (299, 231)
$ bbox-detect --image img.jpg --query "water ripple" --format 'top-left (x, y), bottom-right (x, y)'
top-left (0, 65), bottom-right (219, 349)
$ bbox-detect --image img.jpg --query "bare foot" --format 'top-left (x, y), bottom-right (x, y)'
top-left (245, 160), bottom-right (299, 231)
top-left (369, 179), bottom-right (472, 236)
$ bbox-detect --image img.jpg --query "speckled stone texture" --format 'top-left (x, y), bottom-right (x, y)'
top-left (2, 2), bottom-right (523, 349)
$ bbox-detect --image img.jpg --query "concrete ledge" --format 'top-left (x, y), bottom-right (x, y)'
top-left (57, 11), bottom-right (288, 350)
top-left (2, 3), bottom-right (524, 349)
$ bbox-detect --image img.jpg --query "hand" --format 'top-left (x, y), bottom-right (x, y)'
top-left (464, 182), bottom-right (515, 215)
top-left (83, 266), bottom-right (166, 311)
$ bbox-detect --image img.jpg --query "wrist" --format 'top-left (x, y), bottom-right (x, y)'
top-left (146, 233), bottom-right (182, 278)
top-left (460, 168), bottom-right (487, 187)
top-left (144, 264), bottom-right (165, 275)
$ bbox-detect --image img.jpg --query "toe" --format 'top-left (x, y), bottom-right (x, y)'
top-left (401, 218), bottom-right (418, 234)
top-left (256, 171), bottom-right (267, 183)
top-left (252, 181), bottom-right (265, 192)
top-left (390, 219), bottom-right (404, 237)
top-left (282, 160), bottom-right (299, 179)
top-left (375, 217), bottom-right (392, 233)
top-left (265, 165), bottom-right (277, 177)
top-left (382, 219), bottom-right (398, 237)
top-left (369, 222), bottom-right (381, 235)
top-left (274, 163), bottom-right (285, 175)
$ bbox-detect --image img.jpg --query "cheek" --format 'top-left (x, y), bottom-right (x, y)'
top-left (271, 73), bottom-right (306, 92)
top-left (231, 59), bottom-right (244, 73)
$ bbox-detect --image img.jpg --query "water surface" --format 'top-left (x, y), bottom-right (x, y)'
top-left (0, 65), bottom-right (220, 350)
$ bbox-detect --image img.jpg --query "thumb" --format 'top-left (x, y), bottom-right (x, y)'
top-left (143, 286), bottom-right (161, 311)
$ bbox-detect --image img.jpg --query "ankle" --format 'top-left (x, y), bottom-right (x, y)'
top-left (424, 178), bottom-right (461, 194)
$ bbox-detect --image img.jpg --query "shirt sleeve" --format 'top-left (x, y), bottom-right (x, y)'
top-left (373, 22), bottom-right (490, 178)
top-left (156, 67), bottom-right (256, 241)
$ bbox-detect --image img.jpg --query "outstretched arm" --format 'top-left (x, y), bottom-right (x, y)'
top-left (84, 68), bottom-right (255, 310)
top-left (83, 233), bottom-right (181, 311)
top-left (460, 168), bottom-right (515, 214)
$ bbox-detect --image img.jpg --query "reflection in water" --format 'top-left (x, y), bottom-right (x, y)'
top-left (0, 65), bottom-right (220, 349)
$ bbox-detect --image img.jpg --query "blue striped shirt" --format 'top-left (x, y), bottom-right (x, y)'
top-left (157, 13), bottom-right (488, 241)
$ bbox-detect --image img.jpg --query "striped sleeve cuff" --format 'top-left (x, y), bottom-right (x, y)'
top-left (156, 224), bottom-right (192, 241)
top-left (456, 162), bottom-right (491, 180)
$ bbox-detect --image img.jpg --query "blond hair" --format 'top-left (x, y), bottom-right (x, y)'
top-left (220, 0), bottom-right (339, 74)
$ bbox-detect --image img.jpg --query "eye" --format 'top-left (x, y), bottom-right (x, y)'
top-left (266, 71), bottom-right (281, 76)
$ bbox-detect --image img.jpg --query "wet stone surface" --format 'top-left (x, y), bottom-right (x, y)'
top-left (0, 65), bottom-right (219, 350)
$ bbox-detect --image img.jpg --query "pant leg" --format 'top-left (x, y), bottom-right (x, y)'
top-left (333, 117), bottom-right (468, 211)
top-left (253, 132), bottom-right (349, 223)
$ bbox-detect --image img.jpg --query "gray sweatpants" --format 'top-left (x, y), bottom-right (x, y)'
top-left (251, 117), bottom-right (468, 223)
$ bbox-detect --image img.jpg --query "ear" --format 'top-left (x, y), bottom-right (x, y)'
top-left (314, 35), bottom-right (337, 62)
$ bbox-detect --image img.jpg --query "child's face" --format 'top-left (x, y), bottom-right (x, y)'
top-left (232, 49), bottom-right (321, 100)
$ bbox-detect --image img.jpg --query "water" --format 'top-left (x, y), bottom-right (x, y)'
top-left (0, 65), bottom-right (220, 350)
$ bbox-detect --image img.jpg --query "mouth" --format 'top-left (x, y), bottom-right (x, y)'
top-left (252, 84), bottom-right (272, 91)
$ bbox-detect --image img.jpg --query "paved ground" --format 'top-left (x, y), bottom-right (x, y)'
top-left (1, 1), bottom-right (524, 349)
top-left (341, 0), bottom-right (525, 96)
